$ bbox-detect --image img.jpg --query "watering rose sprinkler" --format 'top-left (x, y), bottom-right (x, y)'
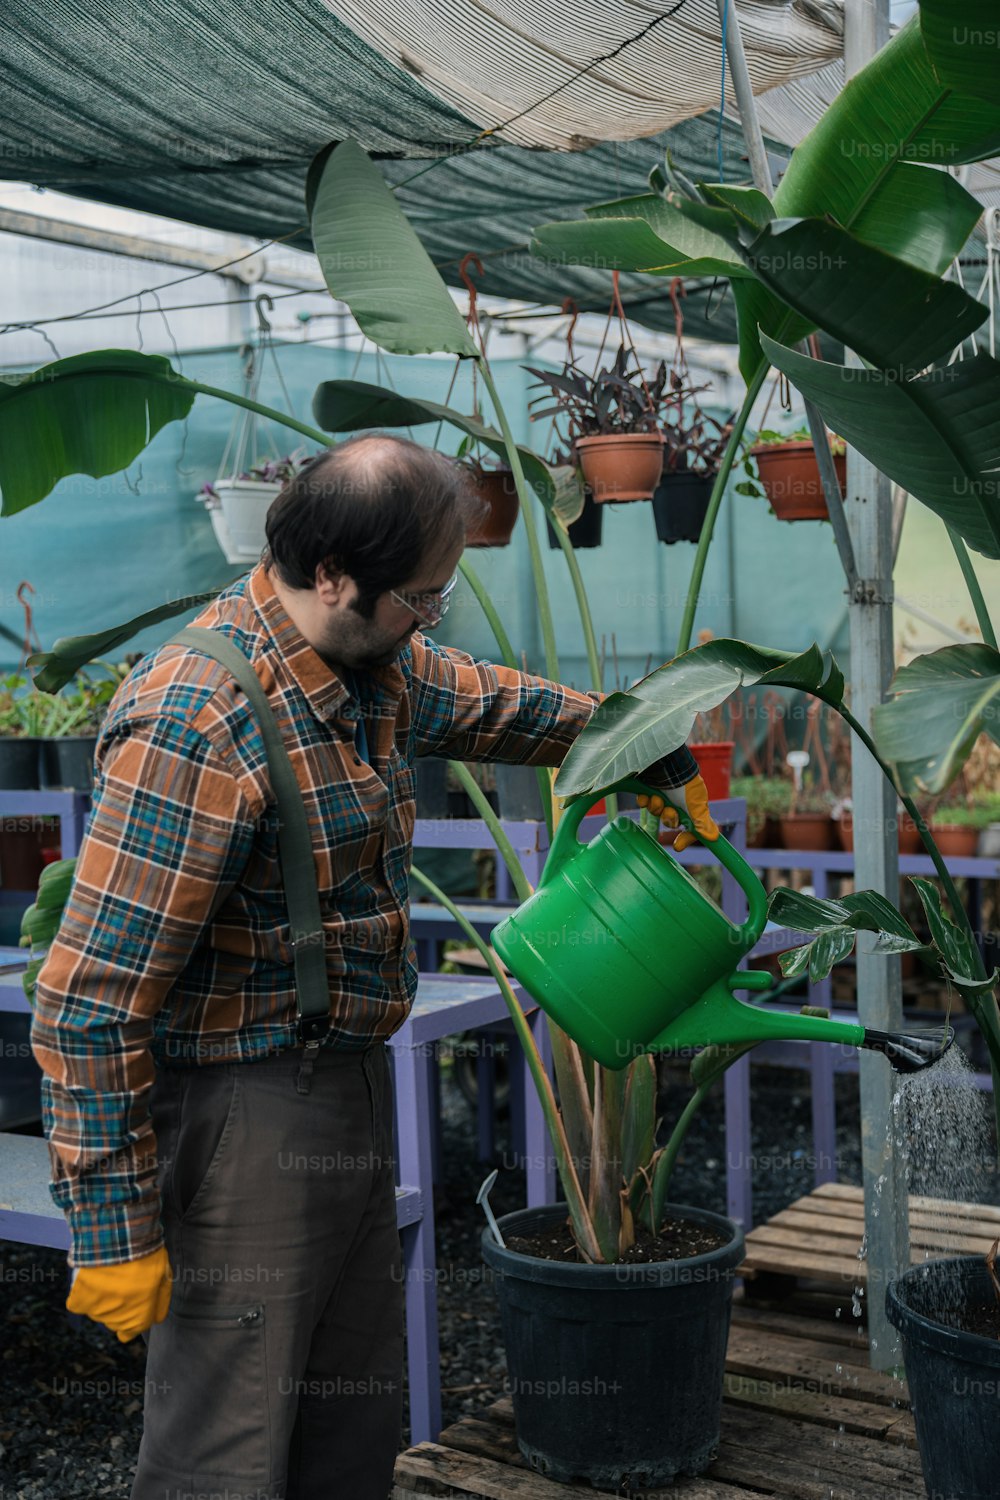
top-left (492, 779), bottom-right (954, 1075)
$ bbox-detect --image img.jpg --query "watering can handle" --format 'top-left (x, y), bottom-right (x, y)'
top-left (542, 777), bottom-right (769, 951)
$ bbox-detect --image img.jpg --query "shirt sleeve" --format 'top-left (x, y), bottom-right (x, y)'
top-left (409, 633), bottom-right (697, 787)
top-left (29, 714), bottom-right (256, 1267)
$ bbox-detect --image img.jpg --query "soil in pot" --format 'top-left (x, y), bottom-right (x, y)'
top-left (546, 492), bottom-right (604, 549)
top-left (465, 468), bottom-right (519, 546)
top-left (483, 1202), bottom-right (744, 1489)
top-left (505, 1212), bottom-right (729, 1265)
top-left (779, 812), bottom-right (834, 851)
top-left (691, 741), bottom-right (734, 801)
top-left (652, 469), bottom-right (714, 544)
top-left (929, 823), bottom-right (980, 858)
top-left (751, 441), bottom-right (846, 522)
top-left (574, 433), bottom-right (664, 503)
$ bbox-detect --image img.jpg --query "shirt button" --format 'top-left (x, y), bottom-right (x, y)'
top-left (353, 755), bottom-right (362, 765)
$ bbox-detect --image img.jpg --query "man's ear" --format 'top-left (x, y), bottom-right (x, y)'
top-left (315, 559), bottom-right (350, 606)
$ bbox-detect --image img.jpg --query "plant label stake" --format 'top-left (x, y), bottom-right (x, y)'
top-left (492, 777), bottom-right (953, 1076)
top-left (476, 1169), bottom-right (506, 1248)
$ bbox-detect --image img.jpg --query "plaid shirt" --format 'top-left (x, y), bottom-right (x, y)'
top-left (30, 559), bottom-right (697, 1266)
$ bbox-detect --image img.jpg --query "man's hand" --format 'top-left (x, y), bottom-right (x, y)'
top-left (636, 773), bottom-right (720, 852)
top-left (67, 1245), bottom-right (172, 1343)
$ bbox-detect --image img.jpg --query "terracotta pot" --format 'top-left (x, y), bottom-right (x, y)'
top-left (691, 742), bottom-right (734, 801)
top-left (839, 810), bottom-right (925, 855)
top-left (574, 433), bottom-right (665, 503)
top-left (779, 812), bottom-right (834, 851)
top-left (750, 441), bottom-right (847, 522)
top-left (929, 823), bottom-right (980, 858)
top-left (466, 468), bottom-right (519, 546)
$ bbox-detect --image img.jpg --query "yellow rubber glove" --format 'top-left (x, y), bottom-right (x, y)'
top-left (66, 1245), bottom-right (173, 1343)
top-left (636, 773), bottom-right (720, 852)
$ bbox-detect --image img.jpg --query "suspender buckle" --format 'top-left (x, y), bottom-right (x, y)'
top-left (297, 1014), bottom-right (329, 1047)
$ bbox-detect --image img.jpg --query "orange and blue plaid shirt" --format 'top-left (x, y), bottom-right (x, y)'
top-left (30, 559), bottom-right (697, 1265)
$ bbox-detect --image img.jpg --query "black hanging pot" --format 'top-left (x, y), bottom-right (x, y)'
top-left (546, 493), bottom-right (604, 550)
top-left (0, 737), bottom-right (43, 790)
top-left (652, 469), bottom-right (715, 544)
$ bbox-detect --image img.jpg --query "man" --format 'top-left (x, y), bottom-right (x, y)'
top-left (31, 433), bottom-right (718, 1500)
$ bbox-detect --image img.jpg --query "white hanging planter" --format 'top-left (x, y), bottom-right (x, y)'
top-left (206, 478), bottom-right (283, 563)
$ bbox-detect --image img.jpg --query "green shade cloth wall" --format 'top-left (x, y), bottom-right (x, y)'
top-left (0, 344), bottom-right (848, 685)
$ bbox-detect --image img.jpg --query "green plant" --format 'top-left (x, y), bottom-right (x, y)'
top-left (730, 775), bottom-right (792, 841)
top-left (734, 427), bottom-right (846, 505)
top-left (930, 803), bottom-right (998, 831)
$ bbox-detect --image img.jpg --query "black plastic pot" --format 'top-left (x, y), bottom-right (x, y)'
top-left (482, 1202), bottom-right (744, 1489)
top-left (0, 737), bottom-right (42, 790)
top-left (495, 764), bottom-right (545, 821)
top-left (887, 1257), bottom-right (1000, 1500)
top-left (414, 756), bottom-right (450, 819)
top-left (42, 735), bottom-right (98, 791)
top-left (546, 494), bottom-right (604, 549)
top-left (652, 470), bottom-right (715, 544)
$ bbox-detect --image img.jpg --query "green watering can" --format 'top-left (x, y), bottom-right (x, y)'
top-left (491, 779), bottom-right (952, 1075)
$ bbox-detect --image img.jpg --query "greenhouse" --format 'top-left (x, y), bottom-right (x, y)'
top-left (1, 1), bottom-right (1000, 1497)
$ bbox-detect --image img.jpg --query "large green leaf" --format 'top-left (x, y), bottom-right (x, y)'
top-left (919, 1), bottom-right (1000, 103)
top-left (0, 351), bottom-right (196, 517)
top-left (556, 640), bottom-right (844, 794)
top-left (28, 586), bottom-right (236, 692)
top-left (849, 164), bottom-right (984, 278)
top-left (744, 218), bottom-right (987, 373)
top-left (311, 379), bottom-right (584, 525)
top-left (531, 191), bottom-right (752, 279)
top-left (767, 888), bottom-right (924, 983)
top-left (910, 877), bottom-right (1000, 997)
top-left (760, 334), bottom-right (1000, 560)
top-left (309, 141), bottom-right (478, 359)
top-left (872, 644), bottom-right (1000, 794)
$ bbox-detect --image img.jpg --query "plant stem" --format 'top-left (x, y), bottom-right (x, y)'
top-left (947, 526), bottom-right (998, 650)
top-left (675, 361), bottom-right (769, 656)
top-left (477, 361), bottom-right (560, 682)
top-left (186, 381), bottom-right (331, 448)
top-left (548, 523), bottom-right (603, 692)
top-left (449, 761), bottom-right (534, 903)
top-left (410, 864), bottom-right (602, 1262)
top-left (457, 558), bottom-right (518, 668)
top-left (649, 1080), bottom-right (711, 1230)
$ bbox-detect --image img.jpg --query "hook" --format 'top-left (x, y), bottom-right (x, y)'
top-left (560, 297), bottom-right (580, 366)
top-left (255, 293), bottom-right (274, 337)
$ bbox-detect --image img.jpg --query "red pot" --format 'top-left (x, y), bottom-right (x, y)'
top-left (691, 742), bottom-right (734, 801)
top-left (779, 812), bottom-right (834, 851)
top-left (466, 468), bottom-right (519, 546)
top-left (750, 441), bottom-right (847, 522)
top-left (929, 823), bottom-right (979, 858)
top-left (574, 433), bottom-right (665, 503)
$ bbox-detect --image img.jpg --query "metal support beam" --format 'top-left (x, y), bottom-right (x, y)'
top-left (0, 207), bottom-right (324, 291)
top-left (844, 0), bottom-right (905, 1374)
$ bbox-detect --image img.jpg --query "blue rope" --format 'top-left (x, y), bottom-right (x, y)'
top-left (717, 0), bottom-right (729, 182)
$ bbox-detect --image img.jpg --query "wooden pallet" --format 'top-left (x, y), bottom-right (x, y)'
top-left (740, 1181), bottom-right (1000, 1293)
top-left (393, 1291), bottom-right (922, 1498)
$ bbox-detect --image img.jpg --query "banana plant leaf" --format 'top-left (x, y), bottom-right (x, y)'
top-left (28, 586), bottom-right (237, 692)
top-left (311, 379), bottom-right (585, 524)
top-left (308, 141), bottom-right (478, 360)
top-left (741, 218), bottom-right (987, 374)
top-left (910, 877), bottom-right (1000, 997)
top-left (556, 640), bottom-right (844, 795)
top-left (532, 192), bottom-right (753, 280)
top-left (872, 644), bottom-right (1000, 794)
top-left (760, 334), bottom-right (1000, 560)
top-left (0, 351), bottom-right (196, 517)
top-left (917, 0), bottom-right (999, 103)
top-left (767, 888), bottom-right (925, 983)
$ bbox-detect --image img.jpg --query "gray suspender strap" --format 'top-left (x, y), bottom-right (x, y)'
top-left (167, 626), bottom-right (330, 1053)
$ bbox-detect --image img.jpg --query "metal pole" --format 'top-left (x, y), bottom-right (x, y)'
top-left (843, 0), bottom-right (906, 1373)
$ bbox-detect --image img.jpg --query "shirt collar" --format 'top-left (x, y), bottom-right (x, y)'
top-left (247, 560), bottom-right (405, 722)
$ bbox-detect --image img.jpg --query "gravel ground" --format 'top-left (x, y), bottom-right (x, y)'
top-left (1, 1051), bottom-right (988, 1497)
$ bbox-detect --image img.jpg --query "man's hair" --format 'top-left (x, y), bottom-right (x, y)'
top-left (263, 433), bottom-right (483, 615)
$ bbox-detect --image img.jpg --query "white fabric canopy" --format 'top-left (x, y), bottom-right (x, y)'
top-left (324, 0), bottom-right (844, 150)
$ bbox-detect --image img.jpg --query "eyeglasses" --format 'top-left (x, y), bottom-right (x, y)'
top-left (389, 572), bottom-right (458, 630)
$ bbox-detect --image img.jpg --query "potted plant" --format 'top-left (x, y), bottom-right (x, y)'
top-left (779, 777), bottom-right (836, 851)
top-left (543, 447), bottom-right (603, 549)
top-left (737, 426), bottom-right (847, 523)
top-left (730, 775), bottom-right (793, 848)
top-left (198, 452), bottom-right (309, 564)
top-left (0, 673), bottom-right (43, 790)
top-left (40, 664), bottom-right (125, 791)
top-left (527, 343), bottom-right (665, 503)
top-left (690, 700), bottom-right (735, 801)
top-left (458, 451), bottom-right (519, 547)
top-left (927, 801), bottom-right (992, 859)
top-left (835, 797), bottom-right (925, 855)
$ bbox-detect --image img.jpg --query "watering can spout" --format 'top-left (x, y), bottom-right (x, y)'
top-left (859, 1025), bottom-right (955, 1075)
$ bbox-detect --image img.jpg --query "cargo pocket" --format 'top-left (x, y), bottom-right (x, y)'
top-left (147, 1300), bottom-right (271, 1483)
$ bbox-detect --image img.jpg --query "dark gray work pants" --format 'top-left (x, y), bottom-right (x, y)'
top-left (130, 1043), bottom-right (404, 1500)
